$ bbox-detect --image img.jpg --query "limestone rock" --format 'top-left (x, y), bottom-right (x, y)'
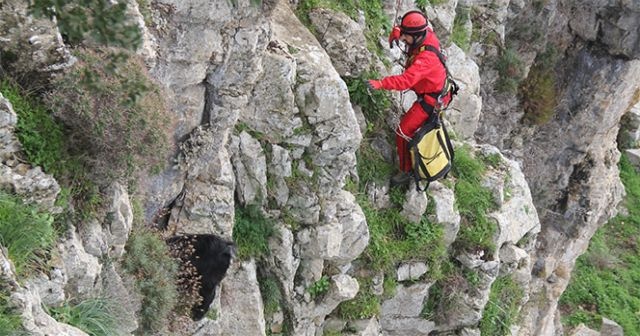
top-left (567, 0), bottom-right (640, 58)
top-left (401, 186), bottom-right (428, 223)
top-left (217, 260), bottom-right (266, 336)
top-left (308, 8), bottom-right (372, 78)
top-left (59, 230), bottom-right (102, 299)
top-left (569, 324), bottom-right (600, 336)
top-left (429, 181), bottom-right (460, 248)
top-left (600, 317), bottom-right (623, 336)
top-left (230, 131), bottom-right (268, 206)
top-left (445, 43), bottom-right (482, 141)
top-left (397, 262), bottom-right (428, 282)
top-left (381, 283), bottom-right (434, 335)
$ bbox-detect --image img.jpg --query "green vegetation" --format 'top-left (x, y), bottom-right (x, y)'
top-left (30, 0), bottom-right (142, 49)
top-left (359, 191), bottom-right (447, 278)
top-left (421, 281), bottom-right (443, 319)
top-left (307, 276), bottom-right (331, 299)
top-left (415, 0), bottom-right (448, 11)
top-left (479, 275), bottom-right (524, 335)
top-left (450, 7), bottom-right (471, 51)
top-left (560, 155), bottom-right (640, 334)
top-left (495, 48), bottom-right (524, 93)
top-left (0, 80), bottom-right (102, 219)
top-left (452, 146), bottom-right (498, 254)
top-left (259, 275), bottom-right (283, 315)
top-left (295, 0), bottom-right (391, 57)
top-left (346, 72), bottom-right (392, 131)
top-left (233, 204), bottom-right (277, 260)
top-left (0, 192), bottom-right (56, 276)
top-left (0, 81), bottom-right (67, 174)
top-left (519, 46), bottom-right (558, 125)
top-left (336, 277), bottom-right (380, 320)
top-left (0, 289), bottom-right (25, 336)
top-left (48, 298), bottom-right (124, 336)
top-left (46, 48), bottom-right (171, 185)
top-left (122, 229), bottom-right (178, 334)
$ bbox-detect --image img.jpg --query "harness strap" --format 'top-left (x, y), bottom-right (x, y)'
top-left (412, 45), bottom-right (459, 109)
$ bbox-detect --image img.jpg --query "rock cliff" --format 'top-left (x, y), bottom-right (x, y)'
top-left (0, 0), bottom-right (638, 335)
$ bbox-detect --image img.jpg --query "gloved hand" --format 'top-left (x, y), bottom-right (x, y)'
top-left (388, 26), bottom-right (401, 48)
top-left (366, 79), bottom-right (382, 91)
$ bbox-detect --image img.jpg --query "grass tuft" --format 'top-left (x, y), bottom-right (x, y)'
top-left (0, 192), bottom-right (56, 276)
top-left (48, 298), bottom-right (124, 336)
top-left (122, 229), bottom-right (178, 334)
top-left (452, 146), bottom-right (498, 254)
top-left (233, 204), bottom-right (277, 260)
top-left (0, 289), bottom-right (25, 336)
top-left (479, 275), bottom-right (524, 335)
top-left (46, 48), bottom-right (172, 185)
top-left (560, 154), bottom-right (640, 334)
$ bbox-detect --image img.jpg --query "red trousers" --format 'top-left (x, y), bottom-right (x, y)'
top-left (396, 101), bottom-right (430, 172)
top-left (395, 95), bottom-right (451, 172)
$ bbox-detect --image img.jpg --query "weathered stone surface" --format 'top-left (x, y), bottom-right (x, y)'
top-left (397, 262), bottom-right (428, 282)
top-left (60, 230), bottom-right (102, 299)
top-left (267, 224), bottom-right (300, 300)
top-left (171, 127), bottom-right (236, 238)
top-left (1, 247), bottom-right (88, 336)
top-left (425, 0), bottom-right (459, 39)
top-left (429, 181), bottom-right (460, 248)
top-left (105, 182), bottom-right (133, 258)
top-left (0, 0), bottom-right (74, 80)
top-left (401, 186), bottom-right (428, 223)
top-left (381, 283), bottom-right (434, 335)
top-left (600, 317), bottom-right (623, 336)
top-left (0, 96), bottom-right (60, 211)
top-left (314, 274), bottom-right (359, 316)
top-left (230, 131), bottom-right (268, 206)
top-left (567, 0), bottom-right (640, 59)
top-left (569, 324), bottom-right (600, 336)
top-left (479, 145), bottom-right (540, 246)
top-left (217, 260), bottom-right (266, 336)
top-left (309, 8), bottom-right (372, 78)
top-left (446, 44), bottom-right (482, 141)
top-left (517, 51), bottom-right (640, 336)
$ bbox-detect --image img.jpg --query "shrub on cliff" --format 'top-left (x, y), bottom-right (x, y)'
top-left (46, 48), bottom-right (173, 184)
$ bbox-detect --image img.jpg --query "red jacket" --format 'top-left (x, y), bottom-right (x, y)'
top-left (379, 27), bottom-right (447, 106)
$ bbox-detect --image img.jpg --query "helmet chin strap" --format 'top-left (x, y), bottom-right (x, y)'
top-left (405, 30), bottom-right (427, 52)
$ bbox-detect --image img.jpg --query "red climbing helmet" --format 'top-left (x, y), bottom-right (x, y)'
top-left (400, 10), bottom-right (428, 34)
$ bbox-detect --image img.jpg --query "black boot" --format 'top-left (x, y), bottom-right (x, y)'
top-left (390, 172), bottom-right (411, 187)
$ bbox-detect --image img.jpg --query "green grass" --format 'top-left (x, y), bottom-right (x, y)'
top-left (0, 290), bottom-right (25, 336)
top-left (346, 72), bottom-right (392, 131)
top-left (122, 229), bottom-right (178, 334)
top-left (296, 0), bottom-right (390, 57)
top-left (307, 276), bottom-right (330, 299)
top-left (336, 277), bottom-right (381, 320)
top-left (233, 204), bottom-right (277, 260)
top-left (0, 79), bottom-right (104, 220)
top-left (0, 192), bottom-right (56, 276)
top-left (495, 48), bottom-right (524, 93)
top-left (479, 275), bottom-right (524, 335)
top-left (0, 81), bottom-right (67, 174)
top-left (450, 7), bottom-right (471, 51)
top-left (415, 0), bottom-right (448, 11)
top-left (358, 193), bottom-right (447, 277)
top-left (451, 146), bottom-right (498, 254)
top-left (48, 298), bottom-right (124, 336)
top-left (258, 275), bottom-right (282, 315)
top-left (519, 46), bottom-right (558, 125)
top-left (46, 48), bottom-right (171, 185)
top-left (560, 155), bottom-right (640, 335)
top-left (30, 0), bottom-right (142, 49)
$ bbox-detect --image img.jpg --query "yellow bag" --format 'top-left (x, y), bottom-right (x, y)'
top-left (408, 115), bottom-right (454, 190)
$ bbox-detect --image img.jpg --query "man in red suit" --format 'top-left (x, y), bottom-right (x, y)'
top-left (367, 10), bottom-right (452, 186)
